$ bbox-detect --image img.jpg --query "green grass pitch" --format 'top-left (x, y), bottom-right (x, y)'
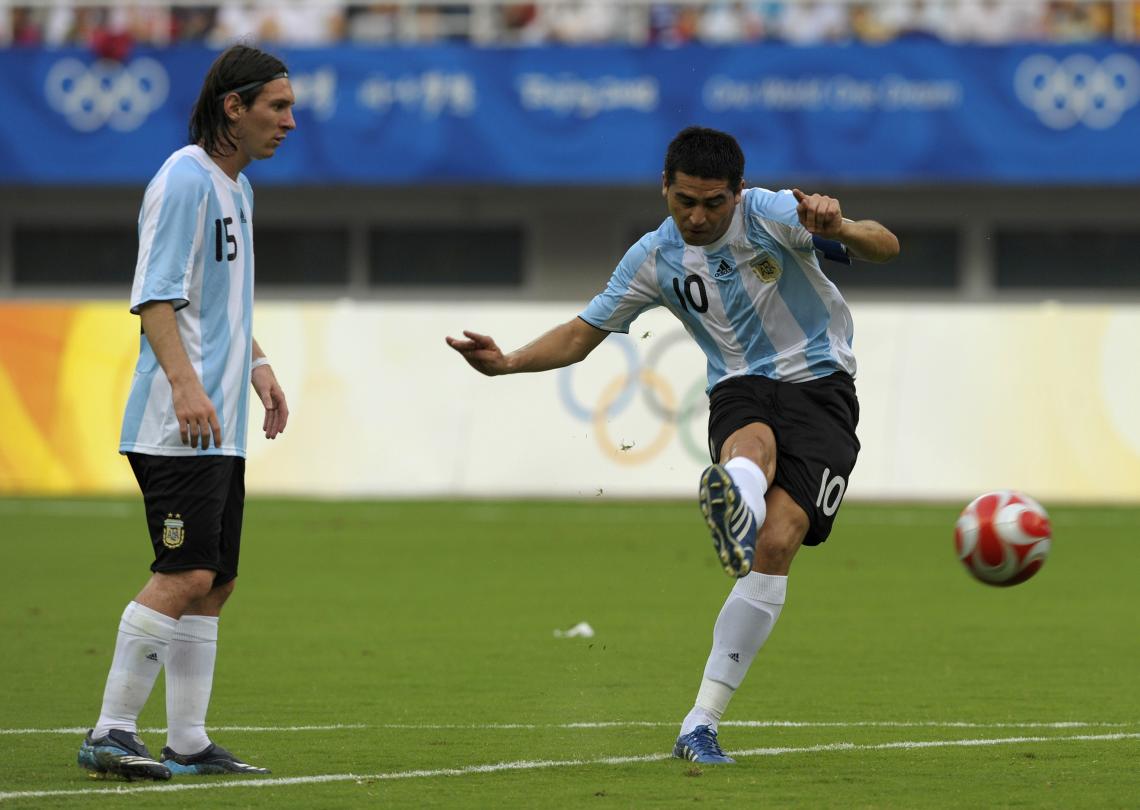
top-left (0, 497), bottom-right (1137, 808)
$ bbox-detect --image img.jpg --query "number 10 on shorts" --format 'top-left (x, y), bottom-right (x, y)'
top-left (816, 468), bottom-right (847, 516)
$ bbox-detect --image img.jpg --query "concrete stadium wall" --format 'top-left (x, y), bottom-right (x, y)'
top-left (3, 184), bottom-right (1139, 303)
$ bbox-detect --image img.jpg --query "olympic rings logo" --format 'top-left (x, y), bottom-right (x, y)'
top-left (1014, 53), bottom-right (1140, 130)
top-left (44, 58), bottom-right (170, 133)
top-left (557, 330), bottom-right (710, 465)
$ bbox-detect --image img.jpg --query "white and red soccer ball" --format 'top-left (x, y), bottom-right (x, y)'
top-left (954, 490), bottom-right (1051, 586)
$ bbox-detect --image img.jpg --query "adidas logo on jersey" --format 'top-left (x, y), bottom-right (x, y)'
top-left (713, 259), bottom-right (734, 279)
top-left (239, 208), bottom-right (247, 224)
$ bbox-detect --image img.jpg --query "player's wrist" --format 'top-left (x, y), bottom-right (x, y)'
top-left (166, 367), bottom-right (198, 387)
top-left (251, 356), bottom-right (271, 371)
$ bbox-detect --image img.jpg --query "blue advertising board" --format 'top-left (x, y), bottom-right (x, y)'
top-left (0, 44), bottom-right (1137, 184)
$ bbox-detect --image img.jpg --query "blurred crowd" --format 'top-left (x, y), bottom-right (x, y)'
top-left (3, 1), bottom-right (1137, 50)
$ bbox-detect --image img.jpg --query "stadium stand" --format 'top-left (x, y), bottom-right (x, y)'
top-left (1, 1), bottom-right (1137, 49)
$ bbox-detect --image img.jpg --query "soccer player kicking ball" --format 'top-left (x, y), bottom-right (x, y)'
top-left (78, 45), bottom-right (294, 781)
top-left (447, 126), bottom-right (899, 764)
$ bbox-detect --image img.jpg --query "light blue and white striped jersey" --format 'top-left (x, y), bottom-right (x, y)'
top-left (580, 187), bottom-right (856, 390)
top-left (120, 145), bottom-right (256, 457)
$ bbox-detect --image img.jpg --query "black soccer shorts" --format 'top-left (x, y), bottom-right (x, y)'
top-left (706, 371), bottom-right (860, 546)
top-left (127, 453), bottom-right (246, 586)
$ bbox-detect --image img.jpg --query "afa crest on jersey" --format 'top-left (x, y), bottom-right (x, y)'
top-left (162, 514), bottom-right (185, 548)
top-left (749, 254), bottom-right (782, 283)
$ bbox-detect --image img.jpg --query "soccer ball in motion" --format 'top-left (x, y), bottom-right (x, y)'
top-left (954, 490), bottom-right (1051, 587)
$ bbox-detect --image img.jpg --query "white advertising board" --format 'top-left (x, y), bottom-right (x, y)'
top-left (4, 300), bottom-right (1138, 503)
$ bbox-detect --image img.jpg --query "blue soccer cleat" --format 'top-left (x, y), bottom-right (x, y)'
top-left (77, 729), bottom-right (172, 781)
top-left (673, 725), bottom-right (736, 764)
top-left (161, 742), bottom-right (271, 775)
top-left (699, 464), bottom-right (757, 577)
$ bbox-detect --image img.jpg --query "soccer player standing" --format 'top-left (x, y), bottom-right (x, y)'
top-left (446, 127), bottom-right (899, 764)
top-left (78, 45), bottom-right (294, 780)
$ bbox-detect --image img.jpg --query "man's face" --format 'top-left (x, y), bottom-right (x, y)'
top-left (662, 171), bottom-right (742, 246)
top-left (231, 78), bottom-right (295, 161)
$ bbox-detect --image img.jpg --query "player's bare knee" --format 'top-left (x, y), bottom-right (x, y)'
top-left (184, 577), bottom-right (236, 616)
top-left (141, 569), bottom-right (217, 615)
top-left (720, 423), bottom-right (777, 481)
top-left (179, 569), bottom-right (218, 600)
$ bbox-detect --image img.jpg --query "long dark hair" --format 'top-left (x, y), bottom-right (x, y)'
top-left (188, 44), bottom-right (288, 158)
top-left (663, 126), bottom-right (745, 189)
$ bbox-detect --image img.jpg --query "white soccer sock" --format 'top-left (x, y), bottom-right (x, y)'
top-left (93, 602), bottom-right (178, 738)
top-left (679, 573), bottom-right (787, 736)
top-left (165, 614), bottom-right (219, 755)
top-left (724, 456), bottom-right (768, 529)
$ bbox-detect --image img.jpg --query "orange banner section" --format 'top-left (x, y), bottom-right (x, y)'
top-left (0, 302), bottom-right (138, 493)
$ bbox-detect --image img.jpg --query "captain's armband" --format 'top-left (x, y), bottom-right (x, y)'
top-left (811, 235), bottom-right (851, 265)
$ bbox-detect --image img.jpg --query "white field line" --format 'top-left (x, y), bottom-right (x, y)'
top-left (375, 720), bottom-right (1137, 731)
top-left (0, 724), bottom-right (368, 736)
top-left (3, 720), bottom-right (1134, 736)
top-left (1, 732), bottom-right (1137, 803)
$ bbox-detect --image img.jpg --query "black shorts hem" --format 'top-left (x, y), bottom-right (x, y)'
top-left (149, 561), bottom-right (235, 586)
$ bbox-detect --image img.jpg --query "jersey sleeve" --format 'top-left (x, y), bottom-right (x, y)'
top-left (129, 159), bottom-right (209, 314)
top-left (240, 174), bottom-right (254, 212)
top-left (578, 232), bottom-right (661, 334)
top-left (746, 187), bottom-right (813, 252)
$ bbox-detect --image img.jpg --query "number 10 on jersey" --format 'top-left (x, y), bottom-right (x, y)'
top-left (816, 468), bottom-right (846, 516)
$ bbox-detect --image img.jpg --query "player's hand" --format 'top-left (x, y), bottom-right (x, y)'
top-left (792, 188), bottom-right (844, 238)
top-left (252, 364), bottom-right (289, 439)
top-left (171, 379), bottom-right (222, 449)
top-left (445, 330), bottom-right (509, 376)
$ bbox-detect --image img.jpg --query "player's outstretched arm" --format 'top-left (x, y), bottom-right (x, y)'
top-left (834, 218), bottom-right (900, 263)
top-left (792, 188), bottom-right (900, 263)
top-left (446, 317), bottom-right (608, 377)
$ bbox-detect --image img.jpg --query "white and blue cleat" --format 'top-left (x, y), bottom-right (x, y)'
top-left (699, 464), bottom-right (757, 578)
top-left (161, 742), bottom-right (271, 775)
top-left (672, 725), bottom-right (736, 764)
top-left (77, 729), bottom-right (172, 781)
